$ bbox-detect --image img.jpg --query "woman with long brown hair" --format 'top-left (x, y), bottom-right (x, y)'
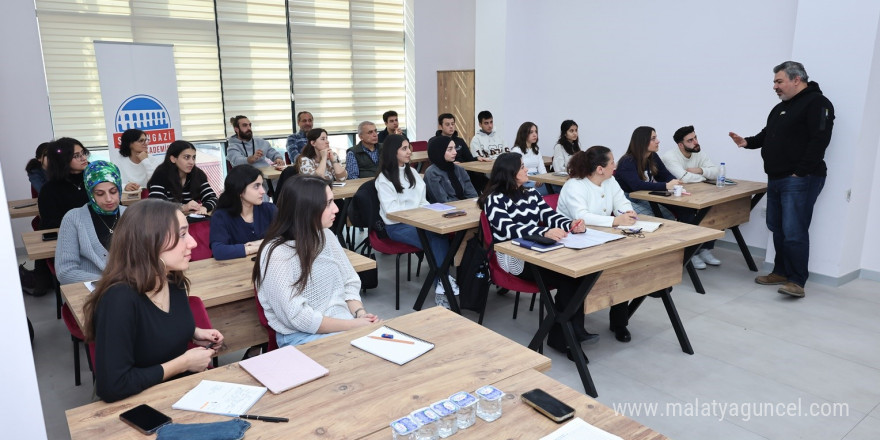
top-left (83, 199), bottom-right (223, 403)
top-left (295, 128), bottom-right (348, 182)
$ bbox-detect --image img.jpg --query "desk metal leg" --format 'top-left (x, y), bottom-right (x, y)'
top-left (730, 225), bottom-right (758, 271)
top-left (412, 229), bottom-right (466, 315)
top-left (683, 243), bottom-right (706, 294)
top-left (527, 268), bottom-right (601, 397)
top-left (659, 289), bottom-right (694, 355)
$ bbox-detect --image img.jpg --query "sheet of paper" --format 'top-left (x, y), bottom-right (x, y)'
top-left (351, 326), bottom-right (434, 365)
top-left (84, 281), bottom-right (97, 292)
top-left (615, 220), bottom-right (662, 232)
top-left (423, 203), bottom-right (455, 211)
top-left (172, 380), bottom-right (267, 416)
top-left (559, 228), bottom-right (623, 249)
top-left (539, 417), bottom-right (623, 440)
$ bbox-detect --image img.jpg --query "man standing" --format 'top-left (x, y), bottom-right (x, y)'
top-left (470, 110), bottom-right (506, 162)
top-left (286, 111), bottom-right (314, 161)
top-left (661, 125), bottom-right (721, 269)
top-left (226, 115), bottom-right (285, 168)
top-left (346, 121), bottom-right (381, 179)
top-left (729, 61), bottom-right (834, 298)
top-left (377, 110), bottom-right (403, 143)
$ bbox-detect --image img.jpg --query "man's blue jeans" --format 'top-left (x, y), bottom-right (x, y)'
top-left (766, 175), bottom-right (825, 286)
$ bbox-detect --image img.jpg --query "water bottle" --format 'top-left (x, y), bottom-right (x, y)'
top-left (717, 162), bottom-right (726, 188)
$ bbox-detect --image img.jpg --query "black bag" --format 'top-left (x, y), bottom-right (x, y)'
top-left (456, 235), bottom-right (491, 313)
top-left (349, 179), bottom-right (387, 239)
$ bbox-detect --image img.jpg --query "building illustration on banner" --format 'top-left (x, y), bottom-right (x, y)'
top-left (112, 94), bottom-right (176, 155)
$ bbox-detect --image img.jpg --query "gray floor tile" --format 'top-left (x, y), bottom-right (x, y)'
top-left (842, 415), bottom-right (880, 440)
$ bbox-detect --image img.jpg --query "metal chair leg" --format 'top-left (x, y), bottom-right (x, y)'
top-left (395, 254), bottom-right (402, 310)
top-left (529, 292), bottom-right (537, 311)
top-left (71, 335), bottom-right (81, 386)
top-left (513, 291), bottom-right (521, 319)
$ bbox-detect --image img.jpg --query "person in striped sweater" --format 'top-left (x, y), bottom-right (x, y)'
top-left (148, 140), bottom-right (218, 215)
top-left (477, 152), bottom-right (596, 359)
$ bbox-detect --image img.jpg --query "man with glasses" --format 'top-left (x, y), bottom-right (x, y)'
top-left (286, 111), bottom-right (314, 162)
top-left (345, 121), bottom-right (381, 179)
top-left (226, 115), bottom-right (285, 168)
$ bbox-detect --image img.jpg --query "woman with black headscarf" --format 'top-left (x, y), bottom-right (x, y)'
top-left (423, 136), bottom-right (478, 203)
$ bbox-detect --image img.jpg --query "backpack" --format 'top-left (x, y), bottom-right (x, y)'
top-left (456, 230), bottom-right (491, 322)
top-left (349, 179), bottom-right (388, 239)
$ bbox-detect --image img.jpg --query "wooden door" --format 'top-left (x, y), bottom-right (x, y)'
top-left (437, 70), bottom-right (475, 142)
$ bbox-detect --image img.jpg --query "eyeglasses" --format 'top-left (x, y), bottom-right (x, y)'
top-left (136, 137), bottom-right (149, 144)
top-left (621, 228), bottom-right (644, 238)
top-left (73, 151), bottom-right (91, 160)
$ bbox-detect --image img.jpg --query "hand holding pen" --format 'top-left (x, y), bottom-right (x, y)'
top-left (569, 219), bottom-right (586, 234)
top-left (615, 210), bottom-right (639, 227)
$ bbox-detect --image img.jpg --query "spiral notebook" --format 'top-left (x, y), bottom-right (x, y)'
top-left (351, 326), bottom-right (434, 365)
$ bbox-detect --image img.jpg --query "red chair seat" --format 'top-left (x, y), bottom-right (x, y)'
top-left (369, 231), bottom-right (421, 255)
top-left (188, 220), bottom-right (213, 261)
top-left (254, 289), bottom-right (278, 352)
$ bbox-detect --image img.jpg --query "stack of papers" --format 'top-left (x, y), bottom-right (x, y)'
top-left (558, 229), bottom-right (624, 249)
top-left (539, 417), bottom-right (623, 440)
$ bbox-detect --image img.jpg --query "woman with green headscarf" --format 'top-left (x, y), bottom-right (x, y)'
top-left (55, 161), bottom-right (127, 285)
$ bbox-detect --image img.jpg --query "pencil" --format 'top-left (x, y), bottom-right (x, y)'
top-left (368, 335), bottom-right (415, 344)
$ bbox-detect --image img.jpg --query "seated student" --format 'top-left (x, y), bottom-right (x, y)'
top-left (39, 137), bottom-right (91, 229)
top-left (295, 128), bottom-right (348, 182)
top-left (510, 122), bottom-right (549, 195)
top-left (225, 115), bottom-right (285, 168)
top-left (83, 199), bottom-right (223, 403)
top-left (557, 147), bottom-right (639, 343)
top-left (470, 110), bottom-right (506, 161)
top-left (254, 175), bottom-right (379, 347)
top-left (478, 152), bottom-right (594, 356)
top-left (25, 142), bottom-right (50, 195)
top-left (210, 165), bottom-right (277, 260)
top-left (431, 113), bottom-right (476, 163)
top-left (614, 126), bottom-right (682, 216)
top-left (286, 110), bottom-right (313, 161)
top-left (424, 136), bottom-right (478, 203)
top-left (552, 120), bottom-right (583, 173)
top-left (148, 140), bottom-right (218, 214)
top-left (377, 110), bottom-right (403, 143)
top-left (377, 135), bottom-right (456, 308)
top-left (114, 129), bottom-right (162, 192)
top-left (56, 161), bottom-right (127, 285)
top-left (345, 121), bottom-right (381, 179)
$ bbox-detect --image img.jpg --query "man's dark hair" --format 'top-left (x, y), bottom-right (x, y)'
top-left (773, 61), bottom-right (809, 82)
top-left (477, 110), bottom-right (493, 123)
top-left (230, 115), bottom-right (248, 129)
top-left (438, 113), bottom-right (455, 125)
top-left (673, 125), bottom-right (695, 144)
top-left (382, 110), bottom-right (398, 123)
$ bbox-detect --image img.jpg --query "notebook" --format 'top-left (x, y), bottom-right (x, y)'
top-left (511, 237), bottom-right (564, 252)
top-left (172, 380), bottom-right (267, 416)
top-left (615, 220), bottom-right (663, 233)
top-left (239, 345), bottom-right (329, 394)
top-left (351, 326), bottom-right (434, 365)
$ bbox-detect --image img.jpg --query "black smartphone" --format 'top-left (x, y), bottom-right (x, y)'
top-left (442, 210), bottom-right (467, 218)
top-left (41, 232), bottom-right (58, 241)
top-left (119, 404), bottom-right (172, 435)
top-left (523, 234), bottom-right (556, 245)
top-left (521, 388), bottom-right (575, 423)
top-left (648, 190), bottom-right (671, 196)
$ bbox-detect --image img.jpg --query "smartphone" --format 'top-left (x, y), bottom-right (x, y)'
top-left (332, 182), bottom-right (346, 187)
top-left (523, 234), bottom-right (556, 245)
top-left (41, 232), bottom-right (58, 241)
top-left (119, 404), bottom-right (172, 434)
top-left (648, 191), bottom-right (671, 196)
top-left (521, 388), bottom-right (575, 423)
top-left (442, 210), bottom-right (467, 218)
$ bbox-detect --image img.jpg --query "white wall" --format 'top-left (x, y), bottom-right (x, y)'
top-left (413, 0), bottom-right (476, 141)
top-left (474, 0), bottom-right (509, 142)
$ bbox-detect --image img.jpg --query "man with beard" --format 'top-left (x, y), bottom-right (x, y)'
top-left (660, 125), bottom-right (721, 269)
top-left (226, 115), bottom-right (285, 168)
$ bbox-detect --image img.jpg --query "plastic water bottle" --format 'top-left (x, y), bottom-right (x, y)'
top-left (717, 162), bottom-right (726, 188)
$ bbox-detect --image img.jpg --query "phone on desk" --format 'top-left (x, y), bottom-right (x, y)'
top-left (523, 234), bottom-right (556, 245)
top-left (648, 190), bottom-right (671, 196)
top-left (119, 404), bottom-right (171, 434)
top-left (41, 232), bottom-right (58, 241)
top-left (521, 388), bottom-right (575, 423)
top-left (442, 210), bottom-right (467, 218)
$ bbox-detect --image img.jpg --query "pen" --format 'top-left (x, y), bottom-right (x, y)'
top-left (617, 210), bottom-right (638, 220)
top-left (368, 335), bottom-right (415, 344)
top-left (239, 415), bottom-right (289, 423)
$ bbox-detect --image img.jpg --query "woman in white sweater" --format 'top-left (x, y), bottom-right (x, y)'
top-left (510, 122), bottom-right (548, 195)
top-left (557, 147), bottom-right (639, 343)
top-left (114, 129), bottom-right (161, 192)
top-left (551, 120), bottom-right (583, 173)
top-left (376, 134), bottom-right (455, 308)
top-left (254, 174), bottom-right (379, 347)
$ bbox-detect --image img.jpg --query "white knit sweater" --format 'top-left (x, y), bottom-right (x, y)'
top-left (256, 229), bottom-right (362, 335)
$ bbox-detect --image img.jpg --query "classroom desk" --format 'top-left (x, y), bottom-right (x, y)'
top-left (60, 250), bottom-right (375, 354)
top-left (22, 228), bottom-right (60, 260)
top-left (385, 198), bottom-right (481, 314)
top-left (460, 156), bottom-right (553, 175)
top-left (8, 198), bottom-right (39, 219)
top-left (65, 307), bottom-right (567, 440)
top-left (495, 216), bottom-right (723, 397)
top-left (629, 179), bottom-right (767, 294)
top-left (410, 150), bottom-right (429, 163)
top-left (529, 172), bottom-right (570, 193)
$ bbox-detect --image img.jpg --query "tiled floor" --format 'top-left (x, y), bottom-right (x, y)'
top-left (23, 246), bottom-right (880, 439)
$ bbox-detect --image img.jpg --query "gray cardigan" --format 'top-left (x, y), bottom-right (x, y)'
top-left (55, 204), bottom-right (126, 285)
top-left (423, 164), bottom-right (478, 203)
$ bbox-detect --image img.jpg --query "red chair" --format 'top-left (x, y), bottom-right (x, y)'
top-left (543, 193), bottom-right (559, 210)
top-left (188, 296), bottom-right (219, 368)
top-left (410, 140), bottom-right (428, 152)
top-left (253, 288), bottom-right (278, 352)
top-left (368, 230), bottom-right (422, 310)
top-left (188, 220), bottom-right (213, 261)
top-left (140, 187), bottom-right (150, 199)
top-left (284, 152), bottom-right (292, 165)
top-left (480, 212), bottom-right (544, 319)
top-left (61, 303), bottom-right (93, 386)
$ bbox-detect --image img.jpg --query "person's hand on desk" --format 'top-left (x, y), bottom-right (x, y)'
top-left (181, 201), bottom-right (201, 213)
top-left (477, 157), bottom-right (492, 162)
top-left (273, 158), bottom-right (285, 168)
top-left (569, 219), bottom-right (586, 234)
top-left (665, 179), bottom-right (682, 190)
top-left (244, 239), bottom-right (263, 255)
top-left (613, 211), bottom-right (638, 227)
top-left (544, 228), bottom-right (568, 241)
top-left (124, 182), bottom-right (140, 192)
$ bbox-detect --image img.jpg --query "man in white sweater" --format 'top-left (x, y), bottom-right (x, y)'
top-left (660, 125), bottom-right (721, 268)
top-left (470, 110), bottom-right (506, 161)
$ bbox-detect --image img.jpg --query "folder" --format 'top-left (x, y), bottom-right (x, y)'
top-left (239, 345), bottom-right (329, 394)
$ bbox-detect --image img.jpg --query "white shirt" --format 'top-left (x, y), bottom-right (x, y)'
top-left (557, 177), bottom-right (633, 228)
top-left (114, 154), bottom-right (161, 188)
top-left (376, 166), bottom-right (428, 225)
top-left (660, 148), bottom-right (719, 183)
top-left (512, 145), bottom-right (546, 175)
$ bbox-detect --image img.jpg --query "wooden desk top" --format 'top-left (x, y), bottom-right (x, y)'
top-left (61, 250), bottom-right (375, 329)
top-left (331, 177), bottom-right (371, 200)
top-left (8, 198), bottom-right (39, 219)
top-left (495, 216), bottom-right (723, 278)
top-left (65, 307), bottom-right (551, 440)
top-left (629, 179), bottom-right (767, 209)
top-left (410, 150), bottom-right (428, 163)
top-left (385, 198), bottom-right (480, 235)
top-left (362, 368), bottom-right (668, 440)
top-left (460, 156), bottom-right (552, 175)
top-left (256, 166), bottom-right (284, 180)
top-left (22, 228), bottom-right (59, 260)
top-left (119, 191), bottom-right (143, 206)
top-left (530, 172), bottom-right (570, 187)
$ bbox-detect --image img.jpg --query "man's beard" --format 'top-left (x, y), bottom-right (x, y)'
top-left (684, 144), bottom-right (701, 153)
top-left (240, 130), bottom-right (253, 141)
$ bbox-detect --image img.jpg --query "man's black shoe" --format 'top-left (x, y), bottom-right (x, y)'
top-left (611, 326), bottom-right (631, 343)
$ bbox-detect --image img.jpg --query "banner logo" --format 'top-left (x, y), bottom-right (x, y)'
top-left (112, 94), bottom-right (175, 154)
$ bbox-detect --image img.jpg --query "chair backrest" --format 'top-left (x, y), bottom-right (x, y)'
top-left (253, 287), bottom-right (278, 352)
top-left (187, 296), bottom-right (213, 331)
top-left (350, 179), bottom-right (387, 237)
top-left (411, 140), bottom-right (428, 152)
top-left (188, 220), bottom-right (213, 261)
top-left (140, 187), bottom-right (150, 199)
top-left (543, 193), bottom-right (559, 210)
top-left (284, 152), bottom-right (292, 165)
top-left (275, 165), bottom-right (299, 198)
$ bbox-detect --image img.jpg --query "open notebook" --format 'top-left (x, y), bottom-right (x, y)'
top-left (351, 326), bottom-right (434, 365)
top-left (239, 345), bottom-right (329, 394)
